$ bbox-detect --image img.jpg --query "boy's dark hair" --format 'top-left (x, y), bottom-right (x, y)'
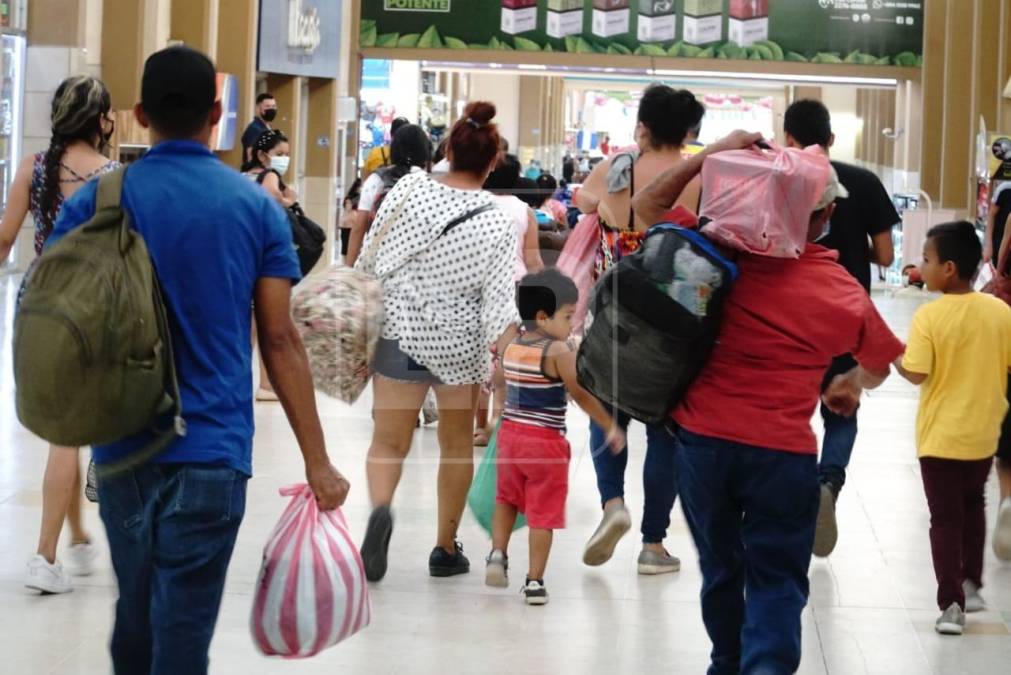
top-left (256, 92), bottom-right (275, 105)
top-left (517, 268), bottom-right (579, 329)
top-left (536, 173), bottom-right (558, 206)
top-left (927, 221), bottom-right (982, 281)
top-left (638, 85), bottom-right (705, 147)
top-left (390, 117), bottom-right (410, 137)
top-left (784, 99), bottom-right (833, 148)
top-left (141, 46), bottom-right (217, 138)
top-left (515, 177), bottom-right (540, 209)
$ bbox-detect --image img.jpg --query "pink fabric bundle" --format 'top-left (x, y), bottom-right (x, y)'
top-left (251, 484), bottom-right (370, 658)
top-left (700, 143), bottom-right (830, 258)
top-left (556, 212), bottom-right (601, 334)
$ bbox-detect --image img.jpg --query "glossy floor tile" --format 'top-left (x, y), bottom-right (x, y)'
top-left (1, 275), bottom-right (1009, 674)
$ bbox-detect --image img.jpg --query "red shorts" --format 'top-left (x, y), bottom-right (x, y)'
top-left (496, 419), bottom-right (570, 529)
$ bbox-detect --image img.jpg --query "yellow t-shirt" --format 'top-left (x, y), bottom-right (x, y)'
top-left (363, 145), bottom-right (391, 180)
top-left (902, 292), bottom-right (1011, 460)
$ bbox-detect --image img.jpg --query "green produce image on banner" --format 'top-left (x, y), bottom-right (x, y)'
top-left (361, 0), bottom-right (923, 66)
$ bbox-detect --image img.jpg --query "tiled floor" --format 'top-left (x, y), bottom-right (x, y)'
top-left (1, 274), bottom-right (1009, 674)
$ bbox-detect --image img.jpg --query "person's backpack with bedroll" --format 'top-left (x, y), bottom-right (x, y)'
top-left (256, 170), bottom-right (326, 276)
top-left (14, 168), bottom-right (186, 472)
top-left (576, 210), bottom-right (738, 425)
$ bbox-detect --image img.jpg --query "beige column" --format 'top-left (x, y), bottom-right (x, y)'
top-left (304, 78), bottom-right (339, 269)
top-left (920, 0), bottom-right (1011, 211)
top-left (171, 0), bottom-right (219, 57)
top-left (216, 0), bottom-right (258, 168)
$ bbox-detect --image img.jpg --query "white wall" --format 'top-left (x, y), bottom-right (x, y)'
top-left (469, 72), bottom-right (521, 150)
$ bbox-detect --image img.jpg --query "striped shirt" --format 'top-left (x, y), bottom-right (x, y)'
top-left (502, 336), bottom-right (568, 433)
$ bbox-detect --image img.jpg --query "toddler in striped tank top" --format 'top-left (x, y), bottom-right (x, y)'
top-left (486, 269), bottom-right (625, 605)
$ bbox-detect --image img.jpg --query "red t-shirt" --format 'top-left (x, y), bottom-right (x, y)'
top-left (673, 244), bottom-right (905, 454)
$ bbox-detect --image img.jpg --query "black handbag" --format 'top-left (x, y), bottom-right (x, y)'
top-left (256, 169), bottom-right (327, 276)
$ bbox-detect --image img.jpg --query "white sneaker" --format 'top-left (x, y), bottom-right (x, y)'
top-left (993, 497), bottom-right (1011, 561)
top-left (963, 580), bottom-right (985, 613)
top-left (67, 542), bottom-right (97, 577)
top-left (485, 550), bottom-right (508, 588)
top-left (25, 555), bottom-right (73, 594)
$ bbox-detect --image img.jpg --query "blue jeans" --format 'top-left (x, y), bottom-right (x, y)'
top-left (818, 354), bottom-right (859, 490)
top-left (672, 429), bottom-right (818, 675)
top-left (589, 411), bottom-right (678, 544)
top-left (98, 464), bottom-right (248, 675)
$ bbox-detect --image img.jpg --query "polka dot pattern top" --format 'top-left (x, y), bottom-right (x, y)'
top-left (356, 171), bottom-right (520, 386)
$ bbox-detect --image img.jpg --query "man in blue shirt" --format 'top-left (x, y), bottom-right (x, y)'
top-left (49, 47), bottom-right (348, 675)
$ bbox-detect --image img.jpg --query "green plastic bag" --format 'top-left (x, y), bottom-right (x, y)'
top-left (467, 423), bottom-right (526, 534)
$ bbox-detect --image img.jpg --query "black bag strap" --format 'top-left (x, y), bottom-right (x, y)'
top-left (255, 168), bottom-right (287, 192)
top-left (440, 203), bottom-right (496, 237)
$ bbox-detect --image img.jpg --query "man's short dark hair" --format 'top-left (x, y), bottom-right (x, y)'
top-left (517, 268), bottom-right (578, 330)
top-left (784, 99), bottom-right (833, 148)
top-left (927, 221), bottom-right (982, 281)
top-left (141, 46), bottom-right (217, 138)
top-left (256, 92), bottom-right (275, 105)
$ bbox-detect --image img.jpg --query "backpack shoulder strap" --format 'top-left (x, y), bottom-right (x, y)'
top-left (440, 203), bottom-right (496, 237)
top-left (96, 167), bottom-right (127, 212)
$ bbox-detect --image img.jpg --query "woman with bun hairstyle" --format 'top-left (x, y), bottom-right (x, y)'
top-left (355, 101), bottom-right (520, 582)
top-left (575, 85), bottom-right (706, 577)
top-left (0, 75), bottom-right (118, 594)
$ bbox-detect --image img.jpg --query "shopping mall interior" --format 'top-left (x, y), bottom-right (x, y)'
top-left (3, 1), bottom-right (1011, 673)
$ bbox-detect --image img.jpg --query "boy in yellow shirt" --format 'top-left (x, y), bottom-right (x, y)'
top-left (894, 221), bottom-right (1011, 635)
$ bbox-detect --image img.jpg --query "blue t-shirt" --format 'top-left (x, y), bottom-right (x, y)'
top-left (48, 140), bottom-right (301, 475)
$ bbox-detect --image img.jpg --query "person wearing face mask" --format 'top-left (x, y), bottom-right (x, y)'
top-left (0, 75), bottom-right (119, 595)
top-left (244, 129), bottom-right (298, 401)
top-left (241, 92), bottom-right (278, 165)
top-left (243, 129), bottom-right (297, 208)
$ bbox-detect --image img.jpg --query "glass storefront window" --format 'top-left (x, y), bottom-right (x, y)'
top-left (0, 32), bottom-right (25, 271)
top-left (1, 0), bottom-right (27, 32)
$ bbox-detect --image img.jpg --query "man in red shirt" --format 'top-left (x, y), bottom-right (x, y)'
top-left (634, 131), bottom-right (905, 674)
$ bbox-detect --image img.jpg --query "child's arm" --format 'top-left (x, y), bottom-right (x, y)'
top-left (547, 342), bottom-right (625, 453)
top-left (893, 356), bottom-right (927, 385)
top-left (822, 364), bottom-right (891, 417)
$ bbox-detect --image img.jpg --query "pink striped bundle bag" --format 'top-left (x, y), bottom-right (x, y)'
top-left (251, 484), bottom-right (371, 658)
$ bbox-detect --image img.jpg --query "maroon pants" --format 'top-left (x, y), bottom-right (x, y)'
top-left (919, 456), bottom-right (992, 610)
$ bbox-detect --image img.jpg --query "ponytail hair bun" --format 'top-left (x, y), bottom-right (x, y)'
top-left (448, 101), bottom-right (501, 176)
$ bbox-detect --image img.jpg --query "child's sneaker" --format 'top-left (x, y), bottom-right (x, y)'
top-left (583, 502), bottom-right (631, 566)
top-left (993, 497), bottom-right (1011, 561)
top-left (485, 550), bottom-right (508, 588)
top-left (963, 580), bottom-right (985, 613)
top-left (935, 602), bottom-right (965, 635)
top-left (522, 578), bottom-right (549, 606)
top-left (637, 548), bottom-right (681, 575)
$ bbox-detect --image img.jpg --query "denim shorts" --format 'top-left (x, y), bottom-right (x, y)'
top-left (372, 338), bottom-right (442, 385)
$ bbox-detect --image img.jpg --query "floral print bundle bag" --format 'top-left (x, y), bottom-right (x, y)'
top-left (290, 186), bottom-right (412, 403)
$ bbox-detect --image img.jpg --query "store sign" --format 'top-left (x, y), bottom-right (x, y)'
top-left (259, 0), bottom-right (341, 78)
top-left (384, 0), bottom-right (452, 11)
top-left (360, 0), bottom-right (922, 67)
top-left (288, 0), bottom-right (322, 53)
top-left (990, 133), bottom-right (1011, 182)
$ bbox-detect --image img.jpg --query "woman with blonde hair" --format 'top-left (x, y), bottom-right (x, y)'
top-left (0, 75), bottom-right (118, 594)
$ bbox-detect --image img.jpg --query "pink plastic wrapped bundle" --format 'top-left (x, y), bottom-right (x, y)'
top-left (290, 265), bottom-right (385, 404)
top-left (251, 484), bottom-right (371, 658)
top-left (700, 143), bottom-right (830, 258)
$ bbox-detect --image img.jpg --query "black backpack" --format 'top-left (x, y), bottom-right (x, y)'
top-left (369, 165), bottom-right (412, 224)
top-left (576, 224), bottom-right (738, 425)
top-left (256, 170), bottom-right (326, 276)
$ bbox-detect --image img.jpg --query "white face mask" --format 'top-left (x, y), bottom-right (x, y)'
top-left (270, 156), bottom-right (291, 176)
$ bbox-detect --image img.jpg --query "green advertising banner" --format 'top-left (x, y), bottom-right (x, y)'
top-left (361, 0), bottom-right (923, 67)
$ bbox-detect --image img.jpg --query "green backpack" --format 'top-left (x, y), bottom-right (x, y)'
top-left (14, 168), bottom-right (185, 472)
